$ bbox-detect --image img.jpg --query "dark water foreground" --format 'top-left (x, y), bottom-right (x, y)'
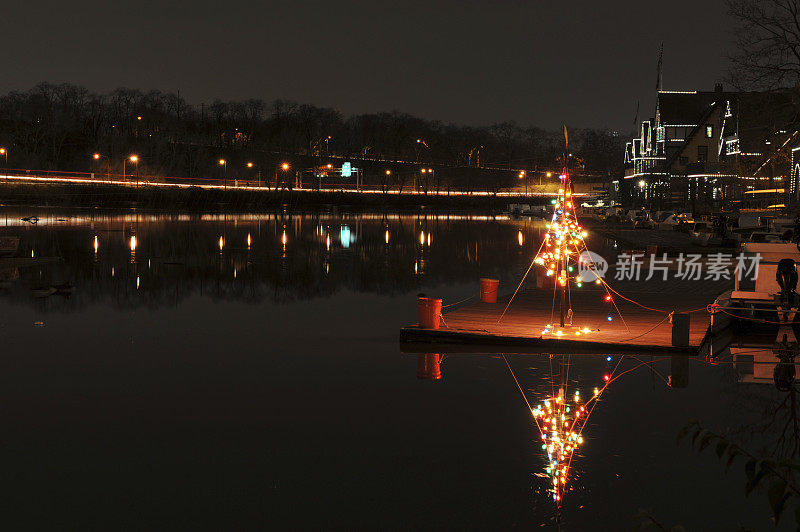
top-left (0, 208), bottom-right (791, 529)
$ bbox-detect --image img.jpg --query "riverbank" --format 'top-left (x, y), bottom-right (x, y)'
top-left (0, 180), bottom-right (551, 212)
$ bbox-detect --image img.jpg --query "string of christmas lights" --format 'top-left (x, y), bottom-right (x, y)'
top-left (532, 168), bottom-right (624, 335)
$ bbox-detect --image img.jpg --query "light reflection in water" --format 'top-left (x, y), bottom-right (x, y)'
top-left (0, 211), bottom-right (569, 308)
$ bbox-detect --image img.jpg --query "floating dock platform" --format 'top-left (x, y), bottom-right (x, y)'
top-left (400, 279), bottom-right (729, 355)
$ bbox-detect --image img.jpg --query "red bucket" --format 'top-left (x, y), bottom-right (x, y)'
top-left (418, 297), bottom-right (442, 329)
top-left (416, 353), bottom-right (442, 380)
top-left (480, 278), bottom-right (499, 303)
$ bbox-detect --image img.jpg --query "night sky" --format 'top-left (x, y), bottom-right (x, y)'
top-left (3, 0), bottom-right (731, 131)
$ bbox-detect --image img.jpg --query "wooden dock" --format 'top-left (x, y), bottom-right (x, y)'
top-left (400, 279), bottom-right (731, 355)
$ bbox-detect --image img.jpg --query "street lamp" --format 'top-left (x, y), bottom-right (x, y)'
top-left (383, 169), bottom-right (391, 193)
top-left (278, 162), bottom-right (290, 190)
top-left (92, 153), bottom-right (110, 181)
top-left (123, 154), bottom-right (139, 184)
top-left (519, 170), bottom-right (527, 195)
top-left (246, 161), bottom-right (255, 187)
top-left (219, 159), bottom-right (227, 189)
top-left (415, 138), bottom-right (429, 162)
top-left (0, 147), bottom-right (7, 178)
top-left (129, 155), bottom-right (139, 187)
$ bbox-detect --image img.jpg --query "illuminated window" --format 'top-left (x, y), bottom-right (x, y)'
top-left (706, 125), bottom-right (714, 138)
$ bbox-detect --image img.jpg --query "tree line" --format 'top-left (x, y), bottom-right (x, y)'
top-left (0, 82), bottom-right (625, 190)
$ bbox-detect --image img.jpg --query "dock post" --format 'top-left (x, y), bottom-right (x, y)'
top-left (671, 312), bottom-right (690, 347)
top-left (669, 355), bottom-right (689, 388)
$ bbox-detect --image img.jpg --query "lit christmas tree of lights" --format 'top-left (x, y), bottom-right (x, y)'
top-left (527, 164), bottom-right (623, 336)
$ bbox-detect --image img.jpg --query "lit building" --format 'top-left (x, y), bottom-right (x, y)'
top-left (624, 84), bottom-right (799, 211)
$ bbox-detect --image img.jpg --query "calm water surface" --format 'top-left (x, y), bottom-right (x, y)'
top-left (0, 208), bottom-right (790, 529)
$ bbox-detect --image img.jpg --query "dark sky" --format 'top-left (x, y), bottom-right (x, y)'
top-left (2, 0), bottom-right (732, 131)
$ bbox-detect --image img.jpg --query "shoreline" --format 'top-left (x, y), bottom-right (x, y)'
top-left (0, 180), bottom-right (549, 212)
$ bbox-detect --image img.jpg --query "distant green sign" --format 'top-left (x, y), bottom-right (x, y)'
top-left (342, 162), bottom-right (352, 178)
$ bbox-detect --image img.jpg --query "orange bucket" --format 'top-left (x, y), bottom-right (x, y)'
top-left (480, 278), bottom-right (499, 303)
top-left (418, 297), bottom-right (442, 329)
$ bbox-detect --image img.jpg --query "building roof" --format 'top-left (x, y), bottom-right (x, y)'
top-left (731, 90), bottom-right (800, 154)
top-left (657, 90), bottom-right (731, 127)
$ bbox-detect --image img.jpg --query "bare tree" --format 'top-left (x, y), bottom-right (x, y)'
top-left (727, 0), bottom-right (800, 88)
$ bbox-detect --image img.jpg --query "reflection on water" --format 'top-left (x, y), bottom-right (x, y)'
top-left (0, 209), bottom-right (546, 309)
top-left (417, 353), bottom-right (442, 380)
top-left (2, 207), bottom-right (798, 528)
top-left (419, 342), bottom-right (800, 527)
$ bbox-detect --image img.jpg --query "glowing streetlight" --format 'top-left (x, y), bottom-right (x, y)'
top-left (129, 155), bottom-right (139, 187)
top-left (122, 155), bottom-right (139, 184)
top-left (92, 153), bottom-right (110, 181)
top-left (219, 159), bottom-right (227, 189)
top-left (638, 180), bottom-right (645, 188)
top-left (246, 162), bottom-right (253, 168)
top-left (0, 147), bottom-right (7, 169)
top-left (415, 139), bottom-right (429, 162)
top-left (275, 162), bottom-right (291, 190)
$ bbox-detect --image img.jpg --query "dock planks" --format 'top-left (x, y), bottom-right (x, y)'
top-left (400, 279), bottom-right (731, 355)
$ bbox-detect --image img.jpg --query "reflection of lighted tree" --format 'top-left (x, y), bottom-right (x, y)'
top-left (503, 354), bottom-right (615, 514)
top-left (531, 387), bottom-right (588, 505)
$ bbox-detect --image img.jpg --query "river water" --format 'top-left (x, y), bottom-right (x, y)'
top-left (0, 208), bottom-right (791, 529)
